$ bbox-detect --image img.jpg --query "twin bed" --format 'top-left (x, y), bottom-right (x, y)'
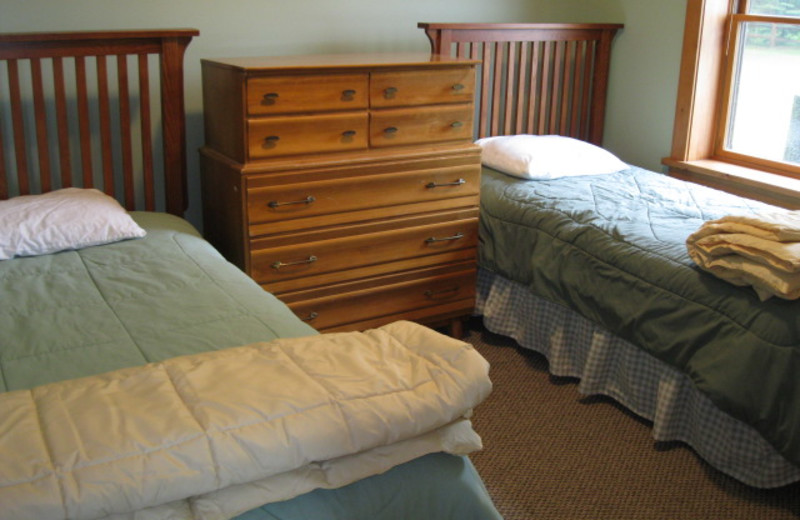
top-left (421, 22), bottom-right (800, 488)
top-left (0, 30), bottom-right (499, 519)
top-left (1, 19), bottom-right (798, 520)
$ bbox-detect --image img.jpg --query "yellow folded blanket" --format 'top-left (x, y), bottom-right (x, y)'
top-left (686, 211), bottom-right (800, 301)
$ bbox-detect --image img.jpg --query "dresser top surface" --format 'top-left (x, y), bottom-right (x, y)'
top-left (201, 52), bottom-right (479, 72)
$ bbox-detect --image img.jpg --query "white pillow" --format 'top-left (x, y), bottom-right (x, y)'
top-left (475, 134), bottom-right (628, 179)
top-left (0, 188), bottom-right (146, 260)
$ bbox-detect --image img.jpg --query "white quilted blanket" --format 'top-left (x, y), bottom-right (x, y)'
top-left (0, 321), bottom-right (491, 520)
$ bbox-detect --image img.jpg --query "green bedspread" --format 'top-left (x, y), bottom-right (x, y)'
top-left (479, 165), bottom-right (800, 466)
top-left (0, 211), bottom-right (315, 392)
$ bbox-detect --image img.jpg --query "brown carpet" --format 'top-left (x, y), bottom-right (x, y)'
top-left (462, 318), bottom-right (800, 520)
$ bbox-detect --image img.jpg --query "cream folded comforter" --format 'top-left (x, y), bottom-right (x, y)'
top-left (686, 211), bottom-right (800, 300)
top-left (0, 321), bottom-right (492, 520)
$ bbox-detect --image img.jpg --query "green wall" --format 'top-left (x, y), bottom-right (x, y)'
top-left (0, 0), bottom-right (688, 228)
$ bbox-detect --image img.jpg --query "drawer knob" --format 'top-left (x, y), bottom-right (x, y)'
top-left (426, 178), bottom-right (466, 189)
top-left (450, 121), bottom-right (464, 128)
top-left (452, 83), bottom-right (465, 91)
top-left (384, 126), bottom-right (398, 135)
top-left (271, 255), bottom-right (318, 270)
top-left (342, 130), bottom-right (357, 138)
top-left (425, 232), bottom-right (465, 244)
top-left (262, 92), bottom-right (279, 104)
top-left (267, 195), bottom-right (316, 208)
top-left (424, 287), bottom-right (461, 299)
top-left (384, 86), bottom-right (398, 98)
top-left (341, 89), bottom-right (357, 100)
top-left (300, 312), bottom-right (319, 322)
top-left (264, 135), bottom-right (281, 148)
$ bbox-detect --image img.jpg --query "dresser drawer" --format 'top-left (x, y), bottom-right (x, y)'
top-left (370, 104), bottom-right (474, 148)
top-left (286, 268), bottom-right (476, 330)
top-left (248, 112), bottom-right (368, 159)
top-left (370, 68), bottom-right (476, 108)
top-left (247, 73), bottom-right (368, 115)
top-left (251, 217), bottom-right (479, 290)
top-left (247, 165), bottom-right (479, 227)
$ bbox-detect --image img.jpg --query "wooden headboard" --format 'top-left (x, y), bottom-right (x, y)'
top-left (0, 29), bottom-right (198, 216)
top-left (418, 23), bottom-right (622, 145)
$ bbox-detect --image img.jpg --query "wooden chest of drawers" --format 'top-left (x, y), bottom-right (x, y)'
top-left (200, 53), bottom-right (480, 333)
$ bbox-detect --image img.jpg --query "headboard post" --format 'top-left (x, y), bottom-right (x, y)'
top-left (160, 34), bottom-right (194, 215)
top-left (418, 23), bottom-right (623, 145)
top-left (588, 27), bottom-right (617, 145)
top-left (0, 29), bottom-right (198, 215)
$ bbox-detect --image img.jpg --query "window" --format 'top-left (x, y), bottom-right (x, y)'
top-left (664, 0), bottom-right (800, 208)
top-left (720, 0), bottom-right (800, 169)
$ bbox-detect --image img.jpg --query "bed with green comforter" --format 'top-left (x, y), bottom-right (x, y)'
top-left (478, 164), bottom-right (800, 485)
top-left (0, 211), bottom-right (501, 520)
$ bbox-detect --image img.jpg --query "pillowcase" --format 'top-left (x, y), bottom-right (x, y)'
top-left (0, 188), bottom-right (146, 260)
top-left (475, 134), bottom-right (628, 180)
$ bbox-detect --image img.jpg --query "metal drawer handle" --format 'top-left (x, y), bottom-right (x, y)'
top-left (450, 121), bottom-right (464, 128)
top-left (452, 83), bottom-right (465, 91)
top-left (384, 126), bottom-right (398, 135)
top-left (272, 255), bottom-right (318, 270)
top-left (425, 232), bottom-right (464, 244)
top-left (263, 92), bottom-right (279, 104)
top-left (426, 178), bottom-right (465, 189)
top-left (424, 287), bottom-right (460, 299)
top-left (384, 86), bottom-right (398, 97)
top-left (342, 130), bottom-right (357, 138)
top-left (301, 312), bottom-right (319, 322)
top-left (342, 89), bottom-right (357, 100)
top-left (267, 195), bottom-right (315, 208)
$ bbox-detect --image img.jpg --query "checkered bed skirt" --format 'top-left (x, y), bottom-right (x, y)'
top-left (475, 268), bottom-right (800, 488)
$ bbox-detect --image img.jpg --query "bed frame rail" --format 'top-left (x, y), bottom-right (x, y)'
top-left (0, 29), bottom-right (197, 215)
top-left (419, 23), bottom-right (622, 145)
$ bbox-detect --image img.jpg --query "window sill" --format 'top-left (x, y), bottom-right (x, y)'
top-left (662, 158), bottom-right (800, 210)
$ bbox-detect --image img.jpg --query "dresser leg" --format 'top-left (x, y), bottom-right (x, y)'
top-left (449, 318), bottom-right (465, 339)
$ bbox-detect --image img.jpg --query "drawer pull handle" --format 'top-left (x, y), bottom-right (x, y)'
top-left (264, 135), bottom-right (281, 147)
top-left (384, 86), bottom-right (398, 98)
top-left (452, 83), bottom-right (465, 91)
top-left (425, 232), bottom-right (464, 244)
top-left (272, 255), bottom-right (318, 270)
top-left (301, 312), bottom-right (319, 322)
top-left (424, 287), bottom-right (460, 299)
top-left (342, 89), bottom-right (356, 100)
top-left (426, 178), bottom-right (465, 189)
top-left (342, 130), bottom-right (357, 138)
top-left (450, 121), bottom-right (464, 128)
top-left (267, 195), bottom-right (316, 208)
top-left (384, 126), bottom-right (398, 135)
top-left (263, 92), bottom-right (279, 104)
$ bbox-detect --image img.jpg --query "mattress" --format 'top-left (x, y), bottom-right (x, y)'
top-left (478, 164), bottom-right (800, 469)
top-left (0, 212), bottom-right (501, 520)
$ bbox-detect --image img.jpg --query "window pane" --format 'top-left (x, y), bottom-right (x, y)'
top-left (747, 0), bottom-right (800, 17)
top-left (726, 22), bottom-right (800, 165)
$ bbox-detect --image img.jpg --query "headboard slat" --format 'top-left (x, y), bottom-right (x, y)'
top-left (75, 55), bottom-right (94, 188)
top-left (514, 42), bottom-right (528, 136)
top-left (117, 54), bottom-right (135, 210)
top-left (0, 29), bottom-right (198, 215)
top-left (138, 53), bottom-right (155, 212)
top-left (53, 57), bottom-right (74, 188)
top-left (31, 58), bottom-right (53, 193)
top-left (419, 22), bottom-right (622, 145)
top-left (96, 54), bottom-right (114, 197)
top-left (7, 59), bottom-right (29, 194)
top-left (503, 42), bottom-right (516, 136)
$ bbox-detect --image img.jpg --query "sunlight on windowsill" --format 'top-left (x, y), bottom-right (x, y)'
top-left (662, 158), bottom-right (800, 210)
